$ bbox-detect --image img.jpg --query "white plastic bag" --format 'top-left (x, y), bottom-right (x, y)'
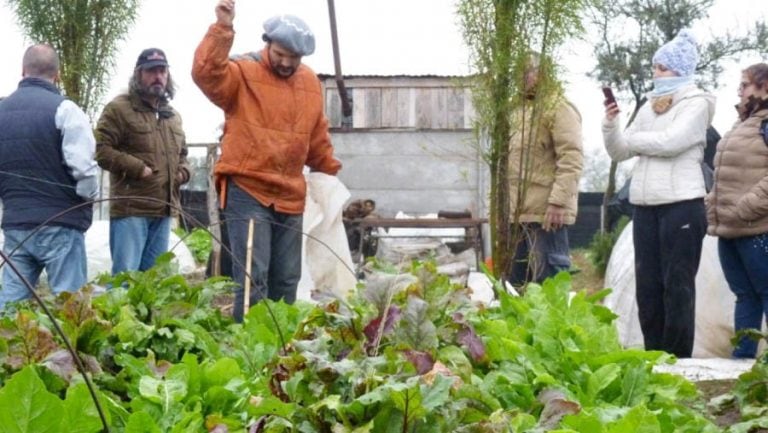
top-left (297, 173), bottom-right (357, 301)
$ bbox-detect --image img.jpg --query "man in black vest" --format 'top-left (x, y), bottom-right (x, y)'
top-left (0, 45), bottom-right (98, 309)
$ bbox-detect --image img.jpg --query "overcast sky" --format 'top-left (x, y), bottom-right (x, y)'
top-left (0, 0), bottom-right (766, 152)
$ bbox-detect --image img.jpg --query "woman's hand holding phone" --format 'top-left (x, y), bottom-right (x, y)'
top-left (602, 86), bottom-right (620, 120)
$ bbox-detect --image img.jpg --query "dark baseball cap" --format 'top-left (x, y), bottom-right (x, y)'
top-left (135, 48), bottom-right (169, 69)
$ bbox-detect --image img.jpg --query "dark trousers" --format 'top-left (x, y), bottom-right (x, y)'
top-left (206, 210), bottom-right (234, 281)
top-left (633, 199), bottom-right (706, 358)
top-left (508, 223), bottom-right (571, 287)
top-left (223, 181), bottom-right (303, 322)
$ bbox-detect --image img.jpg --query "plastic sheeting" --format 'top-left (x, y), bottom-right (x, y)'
top-left (654, 357), bottom-right (754, 381)
top-left (604, 220), bottom-right (765, 358)
top-left (87, 220), bottom-right (198, 279)
top-left (297, 173), bottom-right (357, 301)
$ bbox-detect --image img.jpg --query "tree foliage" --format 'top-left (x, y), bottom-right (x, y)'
top-left (591, 0), bottom-right (768, 105)
top-left (589, 0), bottom-right (768, 220)
top-left (581, 147), bottom-right (630, 192)
top-left (6, 0), bottom-right (140, 120)
top-left (457, 0), bottom-right (592, 282)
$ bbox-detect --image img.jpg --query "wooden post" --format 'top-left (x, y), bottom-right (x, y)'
top-left (243, 218), bottom-right (255, 315)
top-left (206, 142), bottom-right (221, 275)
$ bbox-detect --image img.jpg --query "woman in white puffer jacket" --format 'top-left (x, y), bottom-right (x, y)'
top-left (602, 29), bottom-right (715, 358)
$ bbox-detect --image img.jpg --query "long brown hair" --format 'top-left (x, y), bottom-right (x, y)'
top-left (743, 63), bottom-right (768, 91)
top-left (128, 69), bottom-right (176, 100)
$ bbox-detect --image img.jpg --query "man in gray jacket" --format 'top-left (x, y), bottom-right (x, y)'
top-left (0, 45), bottom-right (98, 308)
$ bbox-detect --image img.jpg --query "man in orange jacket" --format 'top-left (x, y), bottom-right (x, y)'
top-left (192, 0), bottom-right (342, 321)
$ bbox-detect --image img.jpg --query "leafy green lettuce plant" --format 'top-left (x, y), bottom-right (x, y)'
top-left (173, 227), bottom-right (213, 264)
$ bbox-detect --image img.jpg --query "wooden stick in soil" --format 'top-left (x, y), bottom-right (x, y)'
top-left (207, 141), bottom-right (221, 275)
top-left (244, 218), bottom-right (254, 315)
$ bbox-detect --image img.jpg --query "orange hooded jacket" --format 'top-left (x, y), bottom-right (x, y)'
top-left (192, 23), bottom-right (341, 214)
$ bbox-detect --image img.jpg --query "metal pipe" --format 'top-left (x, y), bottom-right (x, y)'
top-left (327, 0), bottom-right (352, 126)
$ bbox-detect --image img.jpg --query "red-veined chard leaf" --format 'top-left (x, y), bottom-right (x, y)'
top-left (536, 388), bottom-right (581, 429)
top-left (1, 312), bottom-right (58, 370)
top-left (362, 273), bottom-right (417, 315)
top-left (397, 296), bottom-right (438, 352)
top-left (456, 324), bottom-right (486, 363)
top-left (363, 305), bottom-right (401, 347)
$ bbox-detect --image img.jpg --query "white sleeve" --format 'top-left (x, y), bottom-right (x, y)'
top-left (602, 116), bottom-right (636, 162)
top-left (55, 100), bottom-right (99, 199)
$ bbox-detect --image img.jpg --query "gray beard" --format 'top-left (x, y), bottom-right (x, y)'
top-left (138, 84), bottom-right (167, 100)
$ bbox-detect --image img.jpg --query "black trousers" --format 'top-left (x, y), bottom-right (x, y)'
top-left (633, 199), bottom-right (706, 358)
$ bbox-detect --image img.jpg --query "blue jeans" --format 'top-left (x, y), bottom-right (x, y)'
top-left (719, 234), bottom-right (768, 358)
top-left (1, 226), bottom-right (87, 308)
top-left (508, 223), bottom-right (571, 287)
top-left (224, 181), bottom-right (302, 322)
top-left (110, 216), bottom-right (171, 274)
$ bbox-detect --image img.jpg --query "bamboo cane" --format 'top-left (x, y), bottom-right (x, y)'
top-left (243, 218), bottom-right (254, 315)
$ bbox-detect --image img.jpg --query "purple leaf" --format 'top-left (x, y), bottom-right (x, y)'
top-left (537, 388), bottom-right (581, 429)
top-left (249, 417), bottom-right (266, 433)
top-left (363, 306), bottom-right (401, 343)
top-left (404, 349), bottom-right (435, 374)
top-left (41, 350), bottom-right (104, 382)
top-left (452, 312), bottom-right (465, 324)
top-left (42, 350), bottom-right (77, 381)
top-left (457, 325), bottom-right (486, 362)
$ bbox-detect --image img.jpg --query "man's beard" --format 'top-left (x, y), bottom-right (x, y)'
top-left (141, 82), bottom-right (167, 98)
top-left (272, 63), bottom-right (296, 78)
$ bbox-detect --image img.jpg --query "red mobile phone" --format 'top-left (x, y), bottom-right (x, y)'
top-left (602, 86), bottom-right (617, 106)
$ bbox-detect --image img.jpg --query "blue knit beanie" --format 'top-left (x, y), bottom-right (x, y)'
top-left (652, 29), bottom-right (699, 77)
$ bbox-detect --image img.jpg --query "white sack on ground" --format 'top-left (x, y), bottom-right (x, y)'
top-left (604, 220), bottom-right (765, 358)
top-left (297, 173), bottom-right (356, 301)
